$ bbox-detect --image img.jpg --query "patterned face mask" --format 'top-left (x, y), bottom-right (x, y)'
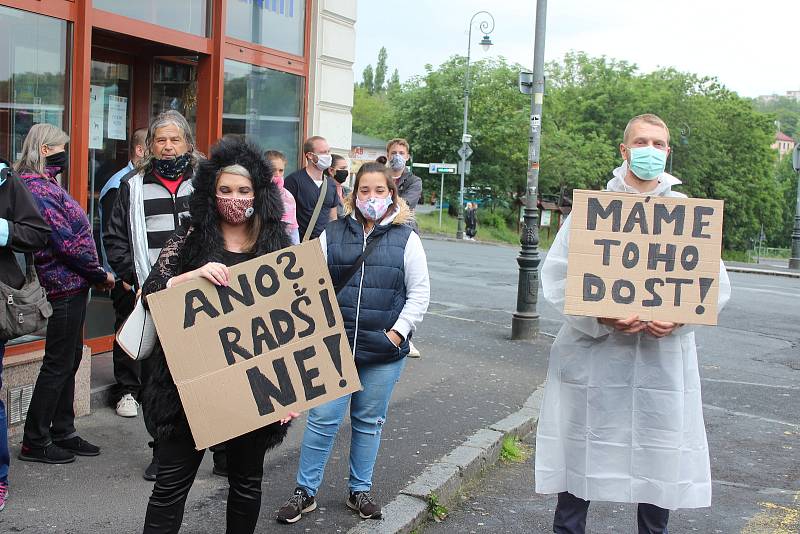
top-left (154, 153), bottom-right (192, 180)
top-left (356, 195), bottom-right (393, 221)
top-left (216, 196), bottom-right (254, 225)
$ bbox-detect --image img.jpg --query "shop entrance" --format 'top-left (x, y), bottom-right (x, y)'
top-left (85, 30), bottom-right (200, 349)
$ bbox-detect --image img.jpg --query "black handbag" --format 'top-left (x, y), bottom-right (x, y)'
top-left (0, 253), bottom-right (52, 339)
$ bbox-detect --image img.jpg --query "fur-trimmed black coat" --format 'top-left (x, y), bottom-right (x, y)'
top-left (141, 139), bottom-right (291, 447)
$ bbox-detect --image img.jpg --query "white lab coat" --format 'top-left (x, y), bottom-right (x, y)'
top-left (534, 164), bottom-right (732, 510)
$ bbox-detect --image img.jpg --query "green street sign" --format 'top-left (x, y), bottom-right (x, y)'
top-left (429, 163), bottom-right (457, 174)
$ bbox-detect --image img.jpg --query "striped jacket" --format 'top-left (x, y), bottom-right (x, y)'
top-left (103, 170), bottom-right (193, 288)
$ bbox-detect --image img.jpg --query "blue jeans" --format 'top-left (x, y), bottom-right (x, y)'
top-left (296, 358), bottom-right (406, 496)
top-left (1, 341), bottom-right (8, 483)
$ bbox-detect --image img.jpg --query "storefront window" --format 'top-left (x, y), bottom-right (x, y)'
top-left (93, 0), bottom-right (208, 37)
top-left (223, 60), bottom-right (303, 171)
top-left (227, 0), bottom-right (306, 56)
top-left (152, 59), bottom-right (198, 135)
top-left (0, 6), bottom-right (69, 174)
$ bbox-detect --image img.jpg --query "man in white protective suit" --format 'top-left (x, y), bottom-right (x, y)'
top-left (535, 113), bottom-right (731, 534)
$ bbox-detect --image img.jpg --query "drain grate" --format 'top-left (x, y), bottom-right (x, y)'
top-left (8, 384), bottom-right (34, 425)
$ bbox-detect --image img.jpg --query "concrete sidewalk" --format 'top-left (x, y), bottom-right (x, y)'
top-left (0, 305), bottom-right (552, 533)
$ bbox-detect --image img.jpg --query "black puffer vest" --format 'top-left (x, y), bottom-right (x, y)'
top-left (326, 215), bottom-right (413, 365)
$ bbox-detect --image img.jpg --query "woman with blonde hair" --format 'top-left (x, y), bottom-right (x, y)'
top-left (15, 123), bottom-right (114, 464)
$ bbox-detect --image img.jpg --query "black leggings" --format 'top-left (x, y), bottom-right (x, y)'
top-left (143, 427), bottom-right (273, 534)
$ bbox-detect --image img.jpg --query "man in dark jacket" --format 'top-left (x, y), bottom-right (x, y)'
top-left (103, 110), bottom-right (198, 480)
top-left (284, 135), bottom-right (339, 241)
top-left (0, 158), bottom-right (50, 509)
top-left (386, 138), bottom-right (423, 210)
top-left (98, 127), bottom-right (146, 419)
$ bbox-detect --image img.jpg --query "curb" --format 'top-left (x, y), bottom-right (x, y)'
top-left (725, 265), bottom-right (800, 278)
top-left (346, 386), bottom-right (545, 534)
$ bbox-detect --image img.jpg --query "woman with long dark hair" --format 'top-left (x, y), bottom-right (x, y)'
top-left (140, 138), bottom-right (298, 533)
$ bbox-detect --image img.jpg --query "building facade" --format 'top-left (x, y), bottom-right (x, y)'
top-left (1, 0), bottom-right (357, 358)
top-left (772, 131), bottom-right (796, 158)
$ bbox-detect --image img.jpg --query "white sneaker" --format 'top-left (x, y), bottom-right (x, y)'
top-left (408, 341), bottom-right (421, 358)
top-left (116, 393), bottom-right (139, 418)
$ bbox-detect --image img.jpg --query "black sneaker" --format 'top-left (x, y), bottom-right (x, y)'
top-left (347, 491), bottom-right (382, 519)
top-left (53, 436), bottom-right (100, 456)
top-left (18, 443), bottom-right (75, 464)
top-left (143, 456), bottom-right (159, 481)
top-left (276, 487), bottom-right (317, 524)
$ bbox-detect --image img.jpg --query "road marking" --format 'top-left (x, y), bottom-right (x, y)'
top-left (703, 403), bottom-right (800, 429)
top-left (702, 378), bottom-right (800, 391)
top-left (733, 286), bottom-right (800, 298)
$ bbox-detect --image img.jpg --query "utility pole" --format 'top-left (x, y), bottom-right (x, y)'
top-left (790, 144), bottom-right (800, 270)
top-left (511, 0), bottom-right (546, 340)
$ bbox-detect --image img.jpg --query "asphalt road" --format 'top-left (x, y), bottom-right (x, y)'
top-left (421, 237), bottom-right (800, 534)
top-left (2, 237), bottom-right (797, 533)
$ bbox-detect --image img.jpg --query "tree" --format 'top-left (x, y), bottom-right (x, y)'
top-left (387, 69), bottom-right (401, 94)
top-left (374, 47), bottom-right (388, 93)
top-left (361, 65), bottom-right (374, 95)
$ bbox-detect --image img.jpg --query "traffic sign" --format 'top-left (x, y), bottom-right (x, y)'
top-left (457, 143), bottom-right (473, 160)
top-left (458, 161), bottom-right (471, 175)
top-left (429, 163), bottom-right (457, 174)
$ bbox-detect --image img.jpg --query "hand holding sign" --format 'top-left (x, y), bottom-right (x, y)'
top-left (147, 240), bottom-right (361, 450)
top-left (565, 190), bottom-right (724, 326)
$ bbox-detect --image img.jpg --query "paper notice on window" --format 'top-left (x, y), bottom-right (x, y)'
top-left (89, 85), bottom-right (105, 150)
top-left (107, 96), bottom-right (127, 140)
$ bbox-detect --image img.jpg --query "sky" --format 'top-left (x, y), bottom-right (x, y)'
top-left (353, 0), bottom-right (800, 99)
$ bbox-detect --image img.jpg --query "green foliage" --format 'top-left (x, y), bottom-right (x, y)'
top-left (500, 435), bottom-right (530, 463)
top-left (361, 64), bottom-right (374, 95)
top-left (352, 86), bottom-right (394, 138)
top-left (374, 47), bottom-right (388, 92)
top-left (354, 50), bottom-right (790, 251)
top-left (753, 96), bottom-right (800, 138)
top-left (427, 492), bottom-right (448, 523)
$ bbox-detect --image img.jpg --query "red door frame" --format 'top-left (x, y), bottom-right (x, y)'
top-left (3, 0), bottom-right (314, 358)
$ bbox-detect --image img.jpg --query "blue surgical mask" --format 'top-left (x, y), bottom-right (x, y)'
top-left (626, 146), bottom-right (667, 180)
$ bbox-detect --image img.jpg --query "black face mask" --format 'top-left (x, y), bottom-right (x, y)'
top-left (333, 169), bottom-right (349, 184)
top-left (45, 152), bottom-right (68, 174)
top-left (154, 153), bottom-right (192, 181)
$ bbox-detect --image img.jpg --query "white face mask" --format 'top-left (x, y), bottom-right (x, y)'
top-left (313, 153), bottom-right (332, 171)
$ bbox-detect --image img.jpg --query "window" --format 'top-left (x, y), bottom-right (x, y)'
top-left (0, 6), bottom-right (69, 172)
top-left (93, 0), bottom-right (208, 37)
top-left (227, 0), bottom-right (306, 56)
top-left (223, 60), bottom-right (303, 171)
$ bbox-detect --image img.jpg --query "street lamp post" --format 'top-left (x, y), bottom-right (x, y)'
top-left (511, 0), bottom-right (547, 340)
top-left (790, 144), bottom-right (800, 270)
top-left (456, 11), bottom-right (494, 240)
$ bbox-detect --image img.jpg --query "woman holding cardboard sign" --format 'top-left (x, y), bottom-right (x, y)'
top-left (276, 161), bottom-right (430, 524)
top-left (139, 138), bottom-right (298, 534)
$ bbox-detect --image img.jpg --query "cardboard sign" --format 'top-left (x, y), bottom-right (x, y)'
top-left (564, 190), bottom-right (724, 325)
top-left (147, 240), bottom-right (361, 449)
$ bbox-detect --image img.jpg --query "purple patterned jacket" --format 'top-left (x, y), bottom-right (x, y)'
top-left (20, 168), bottom-right (107, 300)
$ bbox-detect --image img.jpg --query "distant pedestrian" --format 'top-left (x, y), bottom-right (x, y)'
top-left (0, 157), bottom-right (51, 509)
top-left (15, 124), bottom-right (115, 465)
top-left (464, 202), bottom-right (478, 240)
top-left (283, 136), bottom-right (339, 241)
top-left (326, 154), bottom-right (350, 218)
top-left (98, 127), bottom-right (147, 418)
top-left (276, 161), bottom-right (430, 525)
top-left (265, 150), bottom-right (300, 244)
top-left (140, 138), bottom-right (298, 534)
top-left (536, 114), bottom-right (732, 534)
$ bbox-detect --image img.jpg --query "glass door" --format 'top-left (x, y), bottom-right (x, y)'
top-left (85, 53), bottom-right (133, 339)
